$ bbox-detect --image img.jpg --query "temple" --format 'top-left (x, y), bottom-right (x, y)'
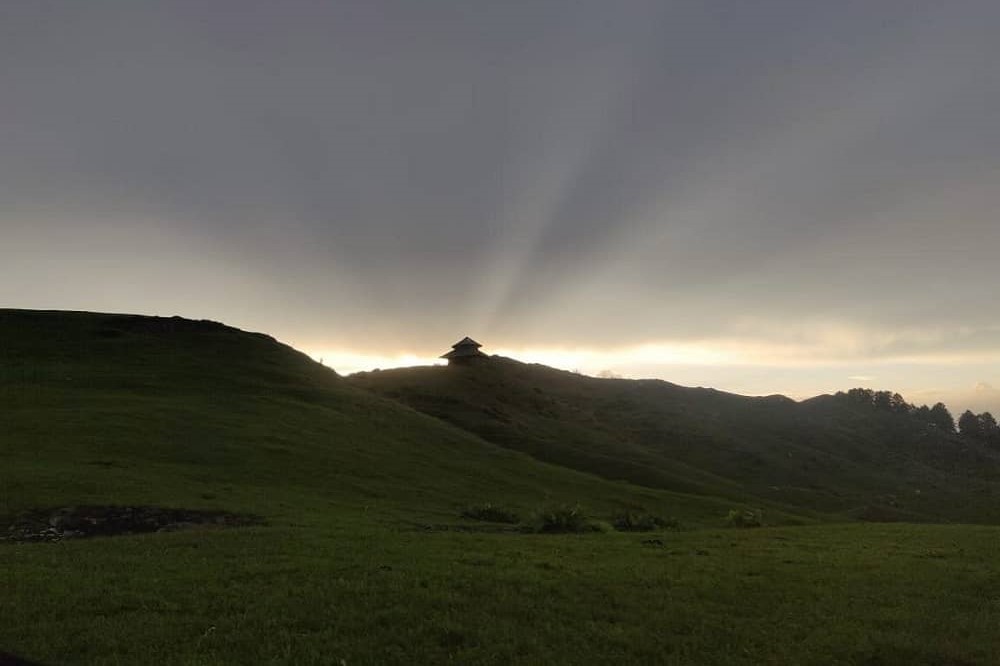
top-left (440, 337), bottom-right (488, 365)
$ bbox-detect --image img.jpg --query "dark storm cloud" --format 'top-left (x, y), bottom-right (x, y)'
top-left (2, 1), bottom-right (999, 355)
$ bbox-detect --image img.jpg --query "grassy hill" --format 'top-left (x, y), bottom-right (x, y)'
top-left (349, 357), bottom-right (1000, 524)
top-left (0, 309), bottom-right (755, 528)
top-left (3, 310), bottom-right (999, 665)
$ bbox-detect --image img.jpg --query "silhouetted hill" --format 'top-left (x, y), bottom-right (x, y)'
top-left (0, 309), bottom-right (760, 527)
top-left (350, 356), bottom-right (1000, 524)
top-left (6, 309), bottom-right (996, 528)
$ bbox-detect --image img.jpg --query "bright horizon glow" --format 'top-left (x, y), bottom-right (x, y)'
top-left (305, 337), bottom-right (1000, 374)
top-left (301, 339), bottom-right (1000, 418)
top-left (304, 341), bottom-right (755, 377)
top-left (308, 350), bottom-right (444, 375)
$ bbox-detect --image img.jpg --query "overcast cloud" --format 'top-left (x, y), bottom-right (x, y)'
top-left (2, 1), bottom-right (998, 413)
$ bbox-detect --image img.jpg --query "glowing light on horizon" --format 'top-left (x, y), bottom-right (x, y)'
top-left (300, 337), bottom-right (1000, 418)
top-left (303, 330), bottom-right (1000, 380)
top-left (491, 343), bottom-right (737, 371)
top-left (303, 340), bottom-right (796, 378)
top-left (304, 341), bottom-right (741, 378)
top-left (305, 350), bottom-right (443, 375)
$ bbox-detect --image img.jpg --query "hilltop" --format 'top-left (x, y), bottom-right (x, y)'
top-left (350, 355), bottom-right (1000, 524)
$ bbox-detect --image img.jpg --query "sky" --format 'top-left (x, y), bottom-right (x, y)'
top-left (2, 1), bottom-right (998, 416)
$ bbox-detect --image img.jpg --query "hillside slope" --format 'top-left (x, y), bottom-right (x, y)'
top-left (0, 309), bottom-right (759, 528)
top-left (4, 310), bottom-right (1000, 665)
top-left (350, 357), bottom-right (1000, 523)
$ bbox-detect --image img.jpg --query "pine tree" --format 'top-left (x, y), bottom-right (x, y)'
top-left (958, 410), bottom-right (981, 439)
top-left (929, 402), bottom-right (955, 433)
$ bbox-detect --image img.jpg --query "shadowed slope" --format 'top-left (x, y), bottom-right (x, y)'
top-left (0, 309), bottom-right (762, 527)
top-left (350, 356), bottom-right (1000, 523)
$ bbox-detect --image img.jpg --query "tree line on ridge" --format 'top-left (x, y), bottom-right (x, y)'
top-left (836, 388), bottom-right (999, 447)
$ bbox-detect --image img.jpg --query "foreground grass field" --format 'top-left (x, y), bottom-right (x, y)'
top-left (4, 522), bottom-right (998, 665)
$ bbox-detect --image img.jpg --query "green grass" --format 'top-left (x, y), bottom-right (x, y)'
top-left (4, 523), bottom-right (998, 665)
top-left (0, 310), bottom-right (761, 528)
top-left (3, 310), bottom-right (1000, 664)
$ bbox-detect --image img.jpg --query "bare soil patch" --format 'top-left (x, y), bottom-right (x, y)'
top-left (3, 505), bottom-right (263, 543)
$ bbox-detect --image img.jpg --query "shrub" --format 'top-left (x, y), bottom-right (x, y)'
top-left (525, 503), bottom-right (596, 534)
top-left (460, 503), bottom-right (520, 524)
top-left (612, 510), bottom-right (682, 532)
top-left (726, 509), bottom-right (764, 528)
top-left (588, 520), bottom-right (615, 534)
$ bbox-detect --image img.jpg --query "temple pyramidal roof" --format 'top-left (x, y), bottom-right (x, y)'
top-left (440, 337), bottom-right (488, 362)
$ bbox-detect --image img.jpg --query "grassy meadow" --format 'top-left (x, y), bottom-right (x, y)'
top-left (5, 522), bottom-right (999, 665)
top-left (2, 310), bottom-right (999, 664)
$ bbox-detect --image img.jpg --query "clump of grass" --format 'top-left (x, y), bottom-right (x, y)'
top-left (725, 508), bottom-right (764, 528)
top-left (525, 503), bottom-right (597, 533)
top-left (460, 503), bottom-right (520, 524)
top-left (611, 510), bottom-right (682, 532)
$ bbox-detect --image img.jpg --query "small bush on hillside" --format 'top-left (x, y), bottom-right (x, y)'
top-left (592, 520), bottom-right (615, 533)
top-left (612, 510), bottom-right (682, 532)
top-left (525, 504), bottom-right (596, 533)
top-left (725, 509), bottom-right (764, 528)
top-left (460, 503), bottom-right (520, 524)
